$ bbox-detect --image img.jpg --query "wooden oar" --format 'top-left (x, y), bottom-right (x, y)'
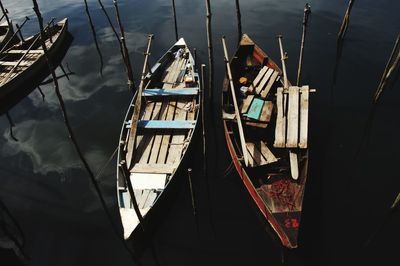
top-left (0, 16), bottom-right (30, 54)
top-left (126, 34), bottom-right (154, 169)
top-left (222, 36), bottom-right (249, 166)
top-left (277, 35), bottom-right (299, 180)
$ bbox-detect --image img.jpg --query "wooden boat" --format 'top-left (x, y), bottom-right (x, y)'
top-left (0, 18), bottom-right (68, 101)
top-left (117, 38), bottom-right (200, 241)
top-left (222, 34), bottom-right (311, 249)
top-left (0, 20), bottom-right (14, 50)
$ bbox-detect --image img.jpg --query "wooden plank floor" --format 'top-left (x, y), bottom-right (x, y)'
top-left (130, 49), bottom-right (198, 174)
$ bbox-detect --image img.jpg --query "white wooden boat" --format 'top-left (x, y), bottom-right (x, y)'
top-left (117, 38), bottom-right (200, 240)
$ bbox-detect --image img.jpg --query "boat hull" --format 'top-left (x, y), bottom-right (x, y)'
top-left (221, 34), bottom-right (310, 249)
top-left (0, 19), bottom-right (70, 111)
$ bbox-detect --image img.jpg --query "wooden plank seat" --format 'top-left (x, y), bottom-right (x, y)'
top-left (126, 120), bottom-right (196, 129)
top-left (143, 88), bottom-right (199, 96)
top-left (131, 164), bottom-right (176, 174)
top-left (0, 61), bottom-right (31, 67)
top-left (260, 71), bottom-right (280, 99)
top-left (274, 86), bottom-right (309, 149)
top-left (248, 65), bottom-right (268, 93)
top-left (5, 50), bottom-right (44, 54)
top-left (246, 141), bottom-right (278, 167)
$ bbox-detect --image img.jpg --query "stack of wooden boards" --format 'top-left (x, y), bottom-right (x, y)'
top-left (240, 65), bottom-right (280, 128)
top-left (273, 85), bottom-right (309, 149)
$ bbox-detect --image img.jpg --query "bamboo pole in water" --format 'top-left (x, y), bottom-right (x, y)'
top-left (337, 0), bottom-right (355, 41)
top-left (187, 168), bottom-right (197, 218)
top-left (235, 0), bottom-right (242, 46)
top-left (373, 34), bottom-right (400, 103)
top-left (201, 64), bottom-right (207, 181)
top-left (0, 1), bottom-right (10, 26)
top-left (95, 0), bottom-right (135, 90)
top-left (171, 0), bottom-right (178, 41)
top-left (31, 1), bottom-right (142, 263)
top-left (296, 3), bottom-right (311, 86)
top-left (113, 0), bottom-right (136, 91)
top-left (83, 0), bottom-right (104, 76)
top-left (5, 112), bottom-right (17, 141)
top-left (205, 0), bottom-right (214, 101)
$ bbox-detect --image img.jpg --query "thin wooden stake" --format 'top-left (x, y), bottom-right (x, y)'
top-left (201, 64), bottom-right (207, 181)
top-left (187, 168), bottom-right (197, 218)
top-left (296, 3), bottom-right (311, 86)
top-left (235, 0), bottom-right (242, 46)
top-left (113, 0), bottom-right (136, 91)
top-left (373, 34), bottom-right (400, 103)
top-left (205, 0), bottom-right (214, 102)
top-left (59, 63), bottom-right (70, 80)
top-left (30, 2), bottom-right (142, 263)
top-left (171, 0), bottom-right (178, 41)
top-left (83, 0), bottom-right (104, 76)
top-left (95, 0), bottom-right (134, 90)
top-left (37, 86), bottom-right (45, 101)
top-left (0, 1), bottom-right (10, 26)
top-left (278, 35), bottom-right (289, 89)
top-left (126, 34), bottom-right (154, 168)
top-left (222, 36), bottom-right (249, 166)
top-left (6, 112), bottom-right (17, 141)
top-left (0, 198), bottom-right (29, 262)
top-left (15, 23), bottom-right (25, 42)
top-left (337, 0), bottom-right (355, 41)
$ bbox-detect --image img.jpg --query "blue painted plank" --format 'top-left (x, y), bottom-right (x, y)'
top-left (137, 120), bottom-right (196, 129)
top-left (143, 88), bottom-right (199, 96)
top-left (245, 98), bottom-right (264, 120)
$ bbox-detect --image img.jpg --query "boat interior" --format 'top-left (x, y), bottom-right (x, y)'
top-left (0, 19), bottom-right (65, 78)
top-left (223, 35), bottom-right (309, 215)
top-left (118, 38), bottom-right (200, 239)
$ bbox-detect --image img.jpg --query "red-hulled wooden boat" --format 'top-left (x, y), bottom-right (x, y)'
top-left (222, 34), bottom-right (311, 248)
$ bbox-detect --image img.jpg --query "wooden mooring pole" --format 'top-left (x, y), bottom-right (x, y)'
top-left (0, 1), bottom-right (10, 26)
top-left (205, 0), bottom-right (214, 102)
top-left (296, 3), bottom-right (311, 86)
top-left (171, 0), bottom-right (178, 41)
top-left (31, 1), bottom-right (143, 263)
top-left (373, 34), bottom-right (400, 104)
top-left (83, 0), bottom-right (104, 76)
top-left (113, 0), bottom-right (136, 92)
top-left (235, 0), bottom-right (242, 46)
top-left (201, 64), bottom-right (207, 181)
top-left (187, 168), bottom-right (197, 218)
top-left (5, 112), bottom-right (17, 141)
top-left (337, 0), bottom-right (355, 41)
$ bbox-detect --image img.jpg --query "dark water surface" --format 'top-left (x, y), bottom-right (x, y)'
top-left (1, 0), bottom-right (399, 265)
